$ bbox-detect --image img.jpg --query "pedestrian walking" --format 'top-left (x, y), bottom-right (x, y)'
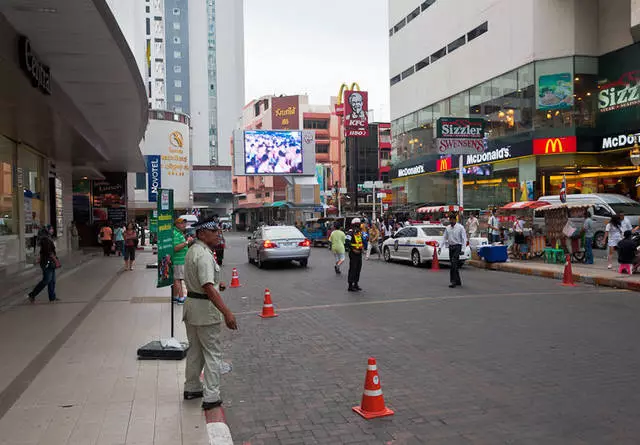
top-left (173, 217), bottom-right (192, 303)
top-left (345, 218), bottom-right (364, 292)
top-left (582, 210), bottom-right (595, 265)
top-left (465, 213), bottom-right (479, 238)
top-left (366, 223), bottom-right (380, 260)
top-left (124, 222), bottom-right (138, 271)
top-left (114, 224), bottom-right (124, 257)
top-left (443, 213), bottom-right (467, 289)
top-left (99, 223), bottom-right (113, 256)
top-left (329, 222), bottom-right (346, 274)
top-left (28, 225), bottom-right (60, 303)
top-left (488, 209), bottom-right (500, 244)
top-left (605, 214), bottom-right (623, 269)
top-left (183, 218), bottom-right (237, 410)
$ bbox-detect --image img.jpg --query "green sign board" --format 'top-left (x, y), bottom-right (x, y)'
top-left (157, 189), bottom-right (174, 288)
top-left (149, 209), bottom-right (158, 234)
top-left (436, 117), bottom-right (485, 140)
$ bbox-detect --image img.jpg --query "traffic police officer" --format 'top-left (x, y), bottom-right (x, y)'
top-left (345, 217), bottom-right (364, 292)
top-left (183, 218), bottom-right (237, 410)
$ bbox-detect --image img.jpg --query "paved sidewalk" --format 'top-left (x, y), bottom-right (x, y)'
top-left (470, 256), bottom-right (640, 291)
top-left (0, 252), bottom-right (217, 445)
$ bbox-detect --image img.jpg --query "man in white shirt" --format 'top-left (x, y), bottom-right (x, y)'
top-left (443, 213), bottom-right (468, 288)
top-left (488, 209), bottom-right (500, 243)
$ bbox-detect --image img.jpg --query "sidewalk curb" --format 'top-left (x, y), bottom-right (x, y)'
top-left (468, 260), bottom-right (640, 292)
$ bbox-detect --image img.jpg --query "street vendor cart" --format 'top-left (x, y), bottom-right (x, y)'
top-left (535, 202), bottom-right (591, 263)
top-left (498, 201), bottom-right (549, 259)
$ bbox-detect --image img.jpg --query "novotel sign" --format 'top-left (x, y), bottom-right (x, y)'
top-left (18, 36), bottom-right (51, 95)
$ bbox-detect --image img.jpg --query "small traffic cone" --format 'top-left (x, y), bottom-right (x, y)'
top-left (561, 254), bottom-right (576, 287)
top-left (353, 357), bottom-right (394, 419)
top-left (230, 268), bottom-right (241, 288)
top-left (258, 289), bottom-right (278, 318)
top-left (431, 242), bottom-right (440, 271)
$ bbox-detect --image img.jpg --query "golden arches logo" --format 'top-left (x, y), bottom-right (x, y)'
top-left (169, 131), bottom-right (183, 148)
top-left (545, 138), bottom-right (564, 153)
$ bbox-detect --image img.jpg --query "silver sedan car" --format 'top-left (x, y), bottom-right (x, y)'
top-left (247, 225), bottom-right (311, 268)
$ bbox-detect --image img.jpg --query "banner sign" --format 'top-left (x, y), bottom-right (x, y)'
top-left (437, 138), bottom-right (486, 155)
top-left (436, 118), bottom-right (485, 140)
top-left (271, 95), bottom-right (300, 130)
top-left (146, 155), bottom-right (161, 203)
top-left (156, 189), bottom-right (174, 288)
top-left (343, 90), bottom-right (369, 137)
top-left (533, 137), bottom-right (577, 155)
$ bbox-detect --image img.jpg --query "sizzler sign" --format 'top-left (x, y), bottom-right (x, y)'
top-left (599, 71), bottom-right (640, 112)
top-left (437, 118), bottom-right (485, 139)
top-left (397, 165), bottom-right (425, 178)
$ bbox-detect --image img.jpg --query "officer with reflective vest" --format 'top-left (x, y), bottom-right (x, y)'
top-left (345, 218), bottom-right (364, 292)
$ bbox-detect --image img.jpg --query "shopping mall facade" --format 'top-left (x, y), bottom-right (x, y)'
top-left (389, 0), bottom-right (640, 211)
top-left (0, 2), bottom-right (147, 273)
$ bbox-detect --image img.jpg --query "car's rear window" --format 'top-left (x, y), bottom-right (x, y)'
top-left (421, 227), bottom-right (445, 236)
top-left (264, 227), bottom-right (304, 239)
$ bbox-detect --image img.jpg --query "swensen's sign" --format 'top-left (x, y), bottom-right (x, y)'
top-left (533, 137), bottom-right (577, 155)
top-left (599, 71), bottom-right (640, 113)
top-left (398, 165), bottom-right (425, 178)
top-left (18, 36), bottom-right (51, 95)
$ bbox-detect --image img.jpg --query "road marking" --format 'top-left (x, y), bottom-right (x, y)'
top-left (234, 289), bottom-right (626, 316)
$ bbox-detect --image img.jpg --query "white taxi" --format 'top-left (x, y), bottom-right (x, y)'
top-left (382, 224), bottom-right (472, 268)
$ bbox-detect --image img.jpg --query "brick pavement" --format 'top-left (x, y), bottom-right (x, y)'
top-left (1, 234), bottom-right (640, 444)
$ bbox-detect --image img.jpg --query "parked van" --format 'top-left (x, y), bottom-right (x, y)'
top-left (534, 194), bottom-right (640, 249)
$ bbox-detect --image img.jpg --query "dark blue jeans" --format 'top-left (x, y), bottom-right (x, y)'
top-left (584, 237), bottom-right (594, 264)
top-left (29, 264), bottom-right (56, 301)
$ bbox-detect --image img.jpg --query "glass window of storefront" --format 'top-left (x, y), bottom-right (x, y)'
top-left (0, 136), bottom-right (18, 269)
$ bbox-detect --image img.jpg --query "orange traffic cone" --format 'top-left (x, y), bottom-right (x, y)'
top-left (431, 242), bottom-right (440, 271)
top-left (352, 357), bottom-right (394, 419)
top-left (258, 289), bottom-right (278, 318)
top-left (230, 268), bottom-right (241, 288)
top-left (561, 254), bottom-right (576, 287)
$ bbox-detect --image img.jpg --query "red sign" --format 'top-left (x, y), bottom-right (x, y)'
top-left (343, 90), bottom-right (369, 137)
top-left (436, 157), bottom-right (452, 172)
top-left (533, 136), bottom-right (577, 155)
top-left (271, 96), bottom-right (300, 130)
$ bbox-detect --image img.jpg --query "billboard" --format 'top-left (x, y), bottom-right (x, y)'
top-left (343, 90), bottom-right (369, 137)
top-left (233, 129), bottom-right (317, 176)
top-left (271, 96), bottom-right (300, 129)
top-left (140, 119), bottom-right (191, 207)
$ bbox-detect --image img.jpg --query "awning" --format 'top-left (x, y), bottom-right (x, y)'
top-left (416, 205), bottom-right (464, 214)
top-left (500, 201), bottom-right (550, 210)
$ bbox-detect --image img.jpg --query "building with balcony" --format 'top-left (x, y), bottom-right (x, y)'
top-left (389, 0), bottom-right (640, 210)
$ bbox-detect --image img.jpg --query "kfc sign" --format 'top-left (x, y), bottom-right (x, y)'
top-left (533, 137), bottom-right (577, 155)
top-left (344, 90), bottom-right (369, 137)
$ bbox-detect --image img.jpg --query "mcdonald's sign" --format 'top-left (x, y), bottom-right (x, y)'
top-left (436, 157), bottom-right (452, 172)
top-left (533, 137), bottom-right (577, 155)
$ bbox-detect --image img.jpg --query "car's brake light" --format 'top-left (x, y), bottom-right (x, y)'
top-left (299, 239), bottom-right (311, 247)
top-left (263, 240), bottom-right (277, 249)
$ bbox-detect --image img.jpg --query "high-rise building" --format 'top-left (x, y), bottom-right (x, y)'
top-left (108, 0), bottom-right (245, 218)
top-left (389, 0), bottom-right (640, 211)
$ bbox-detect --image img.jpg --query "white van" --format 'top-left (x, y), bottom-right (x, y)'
top-left (535, 194), bottom-right (640, 249)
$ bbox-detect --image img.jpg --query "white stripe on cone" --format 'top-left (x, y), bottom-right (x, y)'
top-left (363, 388), bottom-right (383, 397)
top-left (207, 422), bottom-right (233, 445)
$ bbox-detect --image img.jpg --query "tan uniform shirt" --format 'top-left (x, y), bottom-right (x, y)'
top-left (183, 240), bottom-right (222, 325)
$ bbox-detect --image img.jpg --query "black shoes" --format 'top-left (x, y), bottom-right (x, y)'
top-left (184, 391), bottom-right (203, 400)
top-left (202, 400), bottom-right (223, 410)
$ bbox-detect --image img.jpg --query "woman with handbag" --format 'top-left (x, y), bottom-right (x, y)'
top-left (28, 225), bottom-right (60, 303)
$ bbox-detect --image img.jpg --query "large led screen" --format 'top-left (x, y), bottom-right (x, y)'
top-left (244, 130), bottom-right (303, 175)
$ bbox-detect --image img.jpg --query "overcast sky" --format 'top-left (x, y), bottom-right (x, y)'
top-left (243, 0), bottom-right (390, 122)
